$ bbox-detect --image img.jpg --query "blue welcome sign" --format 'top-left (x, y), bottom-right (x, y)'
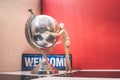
top-left (22, 54), bottom-right (72, 70)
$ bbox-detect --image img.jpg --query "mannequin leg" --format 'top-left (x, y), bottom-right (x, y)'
top-left (65, 46), bottom-right (72, 73)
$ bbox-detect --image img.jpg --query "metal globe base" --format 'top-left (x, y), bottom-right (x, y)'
top-left (30, 55), bottom-right (58, 74)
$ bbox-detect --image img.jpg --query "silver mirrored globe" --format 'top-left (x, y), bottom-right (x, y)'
top-left (30, 15), bottom-right (58, 49)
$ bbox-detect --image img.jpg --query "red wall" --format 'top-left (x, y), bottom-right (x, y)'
top-left (42, 0), bottom-right (120, 69)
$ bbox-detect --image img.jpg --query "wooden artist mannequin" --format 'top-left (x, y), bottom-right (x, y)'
top-left (46, 23), bottom-right (72, 73)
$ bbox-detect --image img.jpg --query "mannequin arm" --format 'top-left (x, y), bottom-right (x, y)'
top-left (46, 29), bottom-right (64, 37)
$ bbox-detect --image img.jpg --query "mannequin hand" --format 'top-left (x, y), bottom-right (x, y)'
top-left (45, 31), bottom-right (50, 34)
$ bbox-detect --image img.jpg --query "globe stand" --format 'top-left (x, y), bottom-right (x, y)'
top-left (30, 54), bottom-right (58, 74)
top-left (25, 9), bottom-right (59, 75)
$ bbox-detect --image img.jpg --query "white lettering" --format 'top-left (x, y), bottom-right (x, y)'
top-left (50, 58), bottom-right (56, 66)
top-left (56, 58), bottom-right (64, 67)
top-left (39, 58), bottom-right (42, 62)
top-left (64, 58), bottom-right (66, 66)
top-left (33, 58), bottom-right (39, 66)
top-left (24, 57), bottom-right (68, 68)
top-left (25, 57), bottom-right (33, 67)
